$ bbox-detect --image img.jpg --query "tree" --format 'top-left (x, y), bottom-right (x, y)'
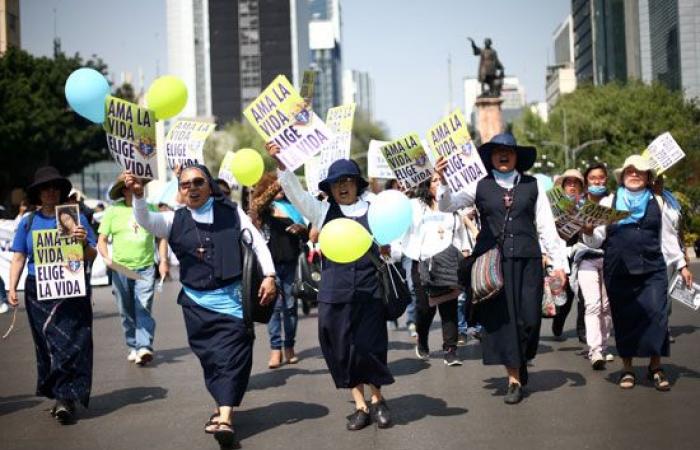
top-left (0, 47), bottom-right (110, 207)
top-left (513, 81), bottom-right (700, 238)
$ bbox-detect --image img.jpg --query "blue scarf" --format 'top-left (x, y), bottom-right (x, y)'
top-left (272, 200), bottom-right (305, 225)
top-left (662, 189), bottom-right (681, 210)
top-left (615, 187), bottom-right (651, 225)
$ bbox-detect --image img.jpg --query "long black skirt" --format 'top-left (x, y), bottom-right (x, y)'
top-left (179, 291), bottom-right (253, 407)
top-left (476, 257), bottom-right (543, 368)
top-left (605, 269), bottom-right (669, 358)
top-left (24, 276), bottom-right (93, 407)
top-left (318, 297), bottom-right (394, 389)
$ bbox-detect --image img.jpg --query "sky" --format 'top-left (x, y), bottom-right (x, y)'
top-left (21, 0), bottom-right (570, 137)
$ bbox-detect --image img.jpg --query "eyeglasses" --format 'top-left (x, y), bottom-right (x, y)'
top-left (179, 177), bottom-right (207, 191)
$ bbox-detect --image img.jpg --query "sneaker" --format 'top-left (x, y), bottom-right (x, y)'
top-left (605, 353), bottom-right (614, 362)
top-left (504, 383), bottom-right (523, 405)
top-left (591, 354), bottom-right (606, 370)
top-left (136, 348), bottom-right (154, 366)
top-left (408, 322), bottom-right (417, 338)
top-left (0, 302), bottom-right (9, 314)
top-left (415, 344), bottom-right (430, 361)
top-left (127, 349), bottom-right (139, 362)
top-left (443, 348), bottom-right (462, 366)
top-left (457, 334), bottom-right (468, 347)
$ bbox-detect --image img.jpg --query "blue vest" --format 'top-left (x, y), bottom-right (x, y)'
top-left (318, 201), bottom-right (380, 303)
top-left (169, 201), bottom-right (243, 290)
top-left (473, 175), bottom-right (541, 258)
top-left (603, 195), bottom-right (665, 277)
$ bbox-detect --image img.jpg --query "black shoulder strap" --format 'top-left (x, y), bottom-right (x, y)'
top-left (24, 211), bottom-right (36, 232)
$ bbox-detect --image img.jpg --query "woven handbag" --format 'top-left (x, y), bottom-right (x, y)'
top-left (470, 179), bottom-right (518, 304)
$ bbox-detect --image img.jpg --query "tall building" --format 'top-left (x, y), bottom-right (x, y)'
top-left (309, 18), bottom-right (341, 118)
top-left (166, 0), bottom-right (313, 125)
top-left (308, 0), bottom-right (342, 118)
top-left (573, 0), bottom-right (629, 85)
top-left (0, 0), bottom-right (20, 54)
top-left (546, 15), bottom-right (577, 109)
top-left (342, 69), bottom-right (373, 119)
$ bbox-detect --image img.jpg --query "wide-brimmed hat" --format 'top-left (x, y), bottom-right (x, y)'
top-left (478, 132), bottom-right (537, 173)
top-left (554, 169), bottom-right (585, 188)
top-left (614, 154), bottom-right (656, 185)
top-left (26, 166), bottom-right (72, 205)
top-left (108, 173), bottom-right (127, 200)
top-left (318, 159), bottom-right (369, 195)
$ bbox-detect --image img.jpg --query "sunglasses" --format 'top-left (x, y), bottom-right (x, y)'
top-left (179, 177), bottom-right (207, 191)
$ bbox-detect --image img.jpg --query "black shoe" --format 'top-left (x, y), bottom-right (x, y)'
top-left (443, 347), bottom-right (462, 366)
top-left (371, 400), bottom-right (392, 429)
top-left (51, 400), bottom-right (76, 424)
top-left (519, 364), bottom-right (529, 386)
top-left (551, 321), bottom-right (564, 339)
top-left (504, 383), bottom-right (523, 405)
top-left (415, 344), bottom-right (430, 361)
top-left (346, 409), bottom-right (370, 431)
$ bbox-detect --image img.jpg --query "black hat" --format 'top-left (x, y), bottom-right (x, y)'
top-left (318, 159), bottom-right (369, 195)
top-left (26, 166), bottom-right (72, 205)
top-left (478, 132), bottom-right (537, 173)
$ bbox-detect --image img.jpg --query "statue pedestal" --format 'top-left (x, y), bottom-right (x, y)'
top-left (475, 97), bottom-right (504, 144)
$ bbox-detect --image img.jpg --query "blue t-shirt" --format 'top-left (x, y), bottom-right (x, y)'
top-left (11, 211), bottom-right (97, 276)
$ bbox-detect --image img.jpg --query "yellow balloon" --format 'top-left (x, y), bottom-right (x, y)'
top-left (146, 75), bottom-right (188, 120)
top-left (230, 148), bottom-right (264, 187)
top-left (319, 218), bottom-right (373, 264)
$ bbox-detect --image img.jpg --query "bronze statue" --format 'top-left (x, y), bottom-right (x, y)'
top-left (469, 37), bottom-right (505, 97)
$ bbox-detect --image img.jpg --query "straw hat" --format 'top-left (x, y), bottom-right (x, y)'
top-left (554, 169), bottom-right (584, 188)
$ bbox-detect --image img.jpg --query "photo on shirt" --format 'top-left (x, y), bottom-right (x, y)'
top-left (56, 204), bottom-right (81, 238)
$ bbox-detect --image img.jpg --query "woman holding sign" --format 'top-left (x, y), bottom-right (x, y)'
top-left (126, 165), bottom-right (277, 449)
top-left (583, 155), bottom-right (692, 391)
top-left (270, 145), bottom-right (395, 432)
top-left (436, 133), bottom-right (567, 405)
top-left (8, 166), bottom-right (97, 424)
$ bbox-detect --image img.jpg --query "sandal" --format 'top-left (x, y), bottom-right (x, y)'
top-left (213, 422), bottom-right (237, 449)
top-left (647, 366), bottom-right (671, 392)
top-left (618, 371), bottom-right (636, 389)
top-left (204, 413), bottom-right (220, 434)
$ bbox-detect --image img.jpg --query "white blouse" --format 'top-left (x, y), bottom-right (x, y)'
top-left (436, 173), bottom-right (568, 271)
top-left (582, 194), bottom-right (686, 272)
top-left (401, 198), bottom-right (469, 261)
top-left (132, 196), bottom-right (276, 276)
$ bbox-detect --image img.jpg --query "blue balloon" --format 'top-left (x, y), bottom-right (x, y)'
top-left (368, 190), bottom-right (413, 245)
top-left (533, 173), bottom-right (554, 192)
top-left (64, 68), bottom-right (110, 123)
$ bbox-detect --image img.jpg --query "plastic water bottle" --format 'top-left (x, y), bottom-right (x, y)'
top-left (546, 267), bottom-right (567, 306)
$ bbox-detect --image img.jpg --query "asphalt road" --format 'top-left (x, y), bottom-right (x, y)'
top-left (1, 262), bottom-right (699, 450)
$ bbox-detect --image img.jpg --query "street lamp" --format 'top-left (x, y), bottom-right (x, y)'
top-left (541, 138), bottom-right (607, 168)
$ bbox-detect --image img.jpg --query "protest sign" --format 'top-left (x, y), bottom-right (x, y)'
top-left (218, 151), bottom-right (236, 188)
top-left (56, 204), bottom-right (80, 238)
top-left (103, 96), bottom-right (158, 179)
top-left (305, 104), bottom-right (356, 192)
top-left (642, 132), bottom-right (685, 175)
top-left (669, 273), bottom-right (700, 311)
top-left (300, 70), bottom-right (316, 105)
top-left (546, 186), bottom-right (630, 240)
top-left (243, 75), bottom-right (334, 171)
top-left (164, 120), bottom-right (216, 170)
top-left (426, 109), bottom-right (486, 193)
top-left (33, 229), bottom-right (86, 300)
top-left (380, 133), bottom-right (433, 189)
top-left (367, 140), bottom-right (395, 179)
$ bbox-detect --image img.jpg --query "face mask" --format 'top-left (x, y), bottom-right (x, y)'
top-left (588, 185), bottom-right (607, 196)
top-left (492, 169), bottom-right (516, 180)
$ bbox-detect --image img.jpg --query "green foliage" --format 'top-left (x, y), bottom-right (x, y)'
top-left (513, 81), bottom-right (700, 231)
top-left (0, 47), bottom-right (110, 205)
top-left (113, 82), bottom-right (137, 103)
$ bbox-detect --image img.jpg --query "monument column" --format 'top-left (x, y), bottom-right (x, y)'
top-left (475, 97), bottom-right (504, 143)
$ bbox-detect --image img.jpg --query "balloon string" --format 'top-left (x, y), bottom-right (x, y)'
top-left (2, 307), bottom-right (18, 340)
